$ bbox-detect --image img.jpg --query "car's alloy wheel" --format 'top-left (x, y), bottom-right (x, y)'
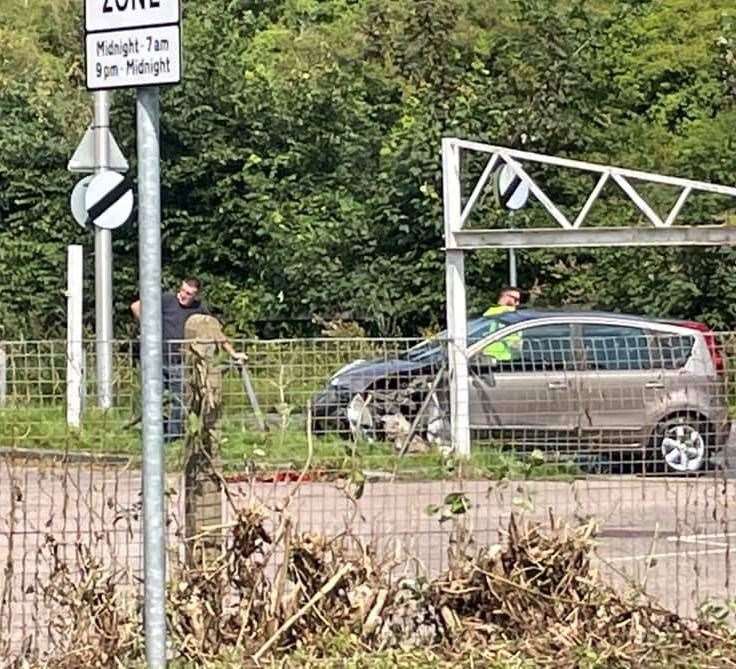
top-left (659, 419), bottom-right (706, 473)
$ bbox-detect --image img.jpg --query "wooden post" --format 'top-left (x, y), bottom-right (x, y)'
top-left (182, 315), bottom-right (226, 566)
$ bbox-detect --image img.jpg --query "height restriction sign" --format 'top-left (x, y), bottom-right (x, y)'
top-left (84, 0), bottom-right (182, 91)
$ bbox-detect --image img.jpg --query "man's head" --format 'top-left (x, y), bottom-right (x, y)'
top-left (177, 277), bottom-right (202, 307)
top-left (497, 286), bottom-right (522, 307)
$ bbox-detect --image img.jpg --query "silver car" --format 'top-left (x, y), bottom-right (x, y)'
top-left (312, 310), bottom-right (730, 473)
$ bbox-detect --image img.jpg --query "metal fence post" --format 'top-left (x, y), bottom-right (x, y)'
top-left (66, 245), bottom-right (84, 428)
top-left (0, 344), bottom-right (6, 407)
top-left (442, 138), bottom-right (471, 458)
top-left (137, 86), bottom-right (167, 668)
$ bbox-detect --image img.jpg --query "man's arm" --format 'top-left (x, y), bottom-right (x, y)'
top-left (130, 299), bottom-right (141, 320)
top-left (221, 337), bottom-right (247, 363)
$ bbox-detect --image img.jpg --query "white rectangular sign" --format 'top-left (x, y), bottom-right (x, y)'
top-left (85, 0), bottom-right (180, 33)
top-left (85, 24), bottom-right (181, 90)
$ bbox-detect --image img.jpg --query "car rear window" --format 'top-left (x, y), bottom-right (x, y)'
top-left (581, 325), bottom-right (694, 371)
top-left (650, 334), bottom-right (694, 370)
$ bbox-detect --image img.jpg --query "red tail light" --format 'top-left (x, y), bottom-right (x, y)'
top-left (673, 320), bottom-right (725, 375)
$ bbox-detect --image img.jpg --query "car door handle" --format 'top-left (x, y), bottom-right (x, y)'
top-left (547, 381), bottom-right (568, 390)
top-left (645, 381), bottom-right (665, 389)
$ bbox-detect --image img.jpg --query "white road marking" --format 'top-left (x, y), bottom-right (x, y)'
top-left (602, 532), bottom-right (736, 562)
top-left (666, 532), bottom-right (736, 548)
top-left (606, 546), bottom-right (730, 563)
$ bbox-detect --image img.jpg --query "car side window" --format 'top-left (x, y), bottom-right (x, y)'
top-left (582, 324), bottom-right (651, 371)
top-left (650, 333), bottom-right (694, 370)
top-left (476, 324), bottom-right (574, 373)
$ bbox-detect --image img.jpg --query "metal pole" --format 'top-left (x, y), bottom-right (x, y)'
top-left (137, 86), bottom-right (167, 668)
top-left (94, 91), bottom-right (114, 408)
top-left (442, 138), bottom-right (471, 458)
top-left (445, 250), bottom-right (470, 458)
top-left (508, 248), bottom-right (517, 286)
top-left (508, 212), bottom-right (517, 287)
top-left (66, 245), bottom-right (84, 428)
top-left (0, 346), bottom-right (6, 408)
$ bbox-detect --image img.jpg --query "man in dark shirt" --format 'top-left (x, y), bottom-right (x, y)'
top-left (131, 277), bottom-right (244, 441)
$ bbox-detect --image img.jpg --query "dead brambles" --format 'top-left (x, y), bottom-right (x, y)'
top-left (34, 537), bottom-right (142, 668)
top-left (427, 515), bottom-right (726, 666)
top-left (13, 511), bottom-right (736, 667)
top-left (168, 507), bottom-right (273, 662)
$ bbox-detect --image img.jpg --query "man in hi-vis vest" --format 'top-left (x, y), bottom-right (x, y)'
top-left (483, 286), bottom-right (522, 360)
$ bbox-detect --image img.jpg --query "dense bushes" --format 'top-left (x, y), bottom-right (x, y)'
top-left (2, 0), bottom-right (736, 337)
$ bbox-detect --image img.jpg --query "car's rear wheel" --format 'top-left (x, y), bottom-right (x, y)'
top-left (652, 415), bottom-right (710, 473)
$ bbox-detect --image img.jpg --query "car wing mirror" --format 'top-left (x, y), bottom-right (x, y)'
top-left (470, 354), bottom-right (497, 377)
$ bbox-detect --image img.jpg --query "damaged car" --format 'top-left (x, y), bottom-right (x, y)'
top-left (311, 310), bottom-right (731, 473)
top-left (311, 314), bottom-right (511, 447)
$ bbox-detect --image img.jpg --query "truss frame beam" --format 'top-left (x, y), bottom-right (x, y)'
top-left (452, 226), bottom-right (736, 249)
top-left (447, 138), bottom-right (736, 249)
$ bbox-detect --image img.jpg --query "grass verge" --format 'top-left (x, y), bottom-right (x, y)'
top-left (0, 406), bottom-right (579, 480)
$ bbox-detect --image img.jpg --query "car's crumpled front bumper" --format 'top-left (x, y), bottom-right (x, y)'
top-left (310, 386), bottom-right (353, 434)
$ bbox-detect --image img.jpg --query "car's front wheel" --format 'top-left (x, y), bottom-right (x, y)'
top-left (653, 415), bottom-right (710, 473)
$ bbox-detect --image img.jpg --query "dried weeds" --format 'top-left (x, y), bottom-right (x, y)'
top-left (34, 537), bottom-right (142, 668)
top-left (428, 514), bottom-right (730, 666)
top-left (13, 509), bottom-right (735, 668)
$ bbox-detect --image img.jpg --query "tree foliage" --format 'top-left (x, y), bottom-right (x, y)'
top-left (2, 0), bottom-right (736, 337)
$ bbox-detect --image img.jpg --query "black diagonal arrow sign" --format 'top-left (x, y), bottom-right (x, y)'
top-left (493, 163), bottom-right (529, 211)
top-left (499, 173), bottom-right (523, 208)
top-left (84, 171), bottom-right (134, 230)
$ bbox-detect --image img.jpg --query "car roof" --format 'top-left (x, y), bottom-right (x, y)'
top-left (500, 308), bottom-right (660, 325)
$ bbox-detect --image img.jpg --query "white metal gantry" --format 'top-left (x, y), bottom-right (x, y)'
top-left (442, 137), bottom-right (736, 457)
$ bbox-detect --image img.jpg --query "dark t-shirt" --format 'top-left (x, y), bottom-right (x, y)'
top-left (162, 292), bottom-right (208, 358)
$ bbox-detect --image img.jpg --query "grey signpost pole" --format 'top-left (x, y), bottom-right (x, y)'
top-left (137, 86), bottom-right (167, 668)
top-left (508, 248), bottom-right (517, 286)
top-left (94, 91), bottom-right (114, 408)
top-left (83, 2), bottom-right (182, 664)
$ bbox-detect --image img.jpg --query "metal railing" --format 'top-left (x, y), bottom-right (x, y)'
top-left (0, 333), bottom-right (734, 662)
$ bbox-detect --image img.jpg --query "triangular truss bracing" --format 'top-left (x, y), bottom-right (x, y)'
top-left (444, 138), bottom-right (736, 249)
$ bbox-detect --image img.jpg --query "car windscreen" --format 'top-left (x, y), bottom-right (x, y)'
top-left (402, 314), bottom-right (520, 362)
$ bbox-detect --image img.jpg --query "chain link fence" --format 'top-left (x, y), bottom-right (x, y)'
top-left (0, 324), bottom-right (735, 661)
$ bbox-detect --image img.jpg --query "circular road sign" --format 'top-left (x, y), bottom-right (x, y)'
top-left (85, 171), bottom-right (134, 230)
top-left (70, 175), bottom-right (94, 229)
top-left (494, 164), bottom-right (530, 211)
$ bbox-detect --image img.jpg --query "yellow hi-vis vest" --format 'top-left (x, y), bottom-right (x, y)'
top-left (482, 305), bottom-right (521, 361)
